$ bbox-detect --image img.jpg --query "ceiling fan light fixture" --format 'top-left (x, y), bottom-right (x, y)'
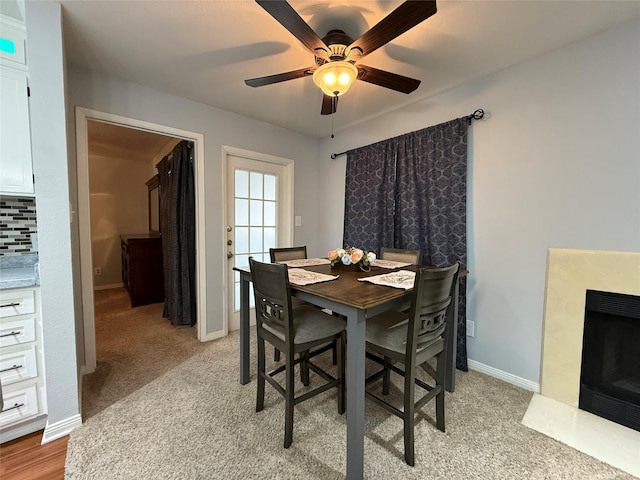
top-left (312, 61), bottom-right (358, 97)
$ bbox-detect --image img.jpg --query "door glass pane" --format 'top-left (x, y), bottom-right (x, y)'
top-left (264, 201), bottom-right (276, 226)
top-left (235, 227), bottom-right (249, 254)
top-left (264, 174), bottom-right (276, 200)
top-left (249, 172), bottom-right (263, 199)
top-left (264, 227), bottom-right (276, 251)
top-left (235, 170), bottom-right (248, 198)
top-left (249, 199), bottom-right (263, 226)
top-left (235, 253), bottom-right (250, 269)
top-left (235, 199), bottom-right (249, 226)
top-left (249, 227), bottom-right (263, 253)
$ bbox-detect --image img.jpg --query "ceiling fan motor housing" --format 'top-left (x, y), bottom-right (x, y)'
top-left (315, 29), bottom-right (358, 66)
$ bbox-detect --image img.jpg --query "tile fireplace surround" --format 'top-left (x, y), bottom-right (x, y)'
top-left (522, 249), bottom-right (640, 477)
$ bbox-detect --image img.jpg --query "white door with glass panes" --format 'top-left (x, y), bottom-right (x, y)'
top-left (226, 151), bottom-right (292, 332)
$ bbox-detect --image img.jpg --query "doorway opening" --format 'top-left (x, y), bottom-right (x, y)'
top-left (75, 107), bottom-right (207, 388)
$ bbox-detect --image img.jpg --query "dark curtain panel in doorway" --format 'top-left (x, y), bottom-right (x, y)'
top-left (343, 117), bottom-right (469, 370)
top-left (157, 140), bottom-right (196, 326)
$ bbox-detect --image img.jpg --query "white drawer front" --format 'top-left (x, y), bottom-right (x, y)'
top-left (0, 290), bottom-right (35, 318)
top-left (0, 344), bottom-right (37, 385)
top-left (0, 383), bottom-right (39, 427)
top-left (0, 317), bottom-right (36, 347)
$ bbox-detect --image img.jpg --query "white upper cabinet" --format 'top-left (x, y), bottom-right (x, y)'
top-left (0, 16), bottom-right (26, 69)
top-left (0, 15), bottom-right (33, 196)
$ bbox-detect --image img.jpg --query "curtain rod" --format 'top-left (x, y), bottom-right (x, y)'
top-left (330, 108), bottom-right (485, 159)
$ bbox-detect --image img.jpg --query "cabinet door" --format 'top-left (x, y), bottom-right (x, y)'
top-left (0, 68), bottom-right (34, 195)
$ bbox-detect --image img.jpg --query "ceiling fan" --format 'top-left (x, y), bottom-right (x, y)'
top-left (245, 0), bottom-right (437, 115)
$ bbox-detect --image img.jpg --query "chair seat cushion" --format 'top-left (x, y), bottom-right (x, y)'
top-left (263, 305), bottom-right (345, 345)
top-left (366, 310), bottom-right (439, 356)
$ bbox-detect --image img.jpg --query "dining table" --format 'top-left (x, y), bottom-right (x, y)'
top-left (234, 260), bottom-right (462, 480)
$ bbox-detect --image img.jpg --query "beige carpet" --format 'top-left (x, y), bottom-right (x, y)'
top-left (66, 288), bottom-right (635, 479)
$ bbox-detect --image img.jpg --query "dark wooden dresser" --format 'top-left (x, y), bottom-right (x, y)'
top-left (120, 234), bottom-right (164, 307)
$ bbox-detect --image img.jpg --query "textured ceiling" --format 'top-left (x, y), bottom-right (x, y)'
top-left (61, 1), bottom-right (640, 139)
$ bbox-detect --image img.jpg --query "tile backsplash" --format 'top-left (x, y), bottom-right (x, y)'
top-left (0, 196), bottom-right (37, 255)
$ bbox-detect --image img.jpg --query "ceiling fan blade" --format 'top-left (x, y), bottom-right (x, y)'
top-left (348, 1), bottom-right (437, 58)
top-left (321, 95), bottom-right (338, 115)
top-left (357, 65), bottom-right (421, 94)
top-left (256, 0), bottom-right (328, 53)
top-left (245, 67), bottom-right (313, 87)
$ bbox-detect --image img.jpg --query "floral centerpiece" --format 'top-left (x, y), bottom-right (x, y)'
top-left (328, 246), bottom-right (376, 271)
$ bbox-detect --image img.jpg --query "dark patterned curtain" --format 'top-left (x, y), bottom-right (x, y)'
top-left (343, 139), bottom-right (397, 253)
top-left (157, 140), bottom-right (196, 326)
top-left (343, 117), bottom-right (469, 370)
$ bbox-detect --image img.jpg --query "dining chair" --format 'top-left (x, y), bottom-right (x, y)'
top-left (364, 262), bottom-right (460, 466)
top-left (270, 246), bottom-right (308, 362)
top-left (270, 246), bottom-right (339, 367)
top-left (249, 257), bottom-right (346, 448)
top-left (380, 247), bottom-right (423, 314)
top-left (269, 246), bottom-right (308, 263)
top-left (380, 247), bottom-right (423, 265)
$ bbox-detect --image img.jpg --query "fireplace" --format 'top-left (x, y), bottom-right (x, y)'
top-left (579, 290), bottom-right (640, 432)
top-left (522, 249), bottom-right (640, 478)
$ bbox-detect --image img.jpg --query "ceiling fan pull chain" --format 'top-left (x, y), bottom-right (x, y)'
top-left (331, 99), bottom-right (335, 138)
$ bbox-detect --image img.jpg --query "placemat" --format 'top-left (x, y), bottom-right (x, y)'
top-left (287, 268), bottom-right (339, 286)
top-left (371, 259), bottom-right (413, 269)
top-left (279, 258), bottom-right (331, 267)
top-left (358, 270), bottom-right (416, 290)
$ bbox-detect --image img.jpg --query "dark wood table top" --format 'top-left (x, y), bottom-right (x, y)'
top-left (290, 263), bottom-right (417, 310)
top-left (235, 263), bottom-right (418, 310)
top-left (234, 262), bottom-right (466, 311)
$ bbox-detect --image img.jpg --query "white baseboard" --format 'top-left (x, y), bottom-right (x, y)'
top-left (467, 359), bottom-right (540, 393)
top-left (0, 414), bottom-right (47, 443)
top-left (42, 413), bottom-right (83, 444)
top-left (94, 283), bottom-right (124, 291)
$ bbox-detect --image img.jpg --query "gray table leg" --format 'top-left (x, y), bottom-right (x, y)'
top-left (239, 273), bottom-right (250, 385)
top-left (346, 307), bottom-right (366, 480)
top-left (445, 276), bottom-right (460, 392)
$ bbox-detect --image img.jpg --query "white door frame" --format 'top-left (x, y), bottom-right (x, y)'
top-left (76, 107), bottom-right (207, 374)
top-left (222, 145), bottom-right (294, 334)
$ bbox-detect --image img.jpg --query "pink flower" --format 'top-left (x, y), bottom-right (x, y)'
top-left (328, 250), bottom-right (339, 261)
top-left (350, 249), bottom-right (364, 263)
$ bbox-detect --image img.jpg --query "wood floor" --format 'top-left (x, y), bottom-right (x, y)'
top-left (0, 431), bottom-right (67, 480)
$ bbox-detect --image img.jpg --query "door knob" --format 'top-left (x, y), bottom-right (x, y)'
top-left (227, 239), bottom-right (233, 245)
top-left (226, 225), bottom-right (232, 232)
top-left (227, 251), bottom-right (234, 259)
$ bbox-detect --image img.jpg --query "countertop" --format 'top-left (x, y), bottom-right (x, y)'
top-left (0, 254), bottom-right (39, 289)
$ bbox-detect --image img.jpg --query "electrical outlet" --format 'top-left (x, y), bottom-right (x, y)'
top-left (466, 320), bottom-right (475, 337)
top-left (294, 215), bottom-right (302, 227)
top-left (94, 267), bottom-right (102, 276)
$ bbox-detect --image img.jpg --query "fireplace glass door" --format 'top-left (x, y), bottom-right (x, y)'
top-left (579, 290), bottom-right (640, 432)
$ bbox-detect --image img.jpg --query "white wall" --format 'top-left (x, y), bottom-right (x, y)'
top-left (25, 1), bottom-right (81, 437)
top-left (66, 66), bottom-right (321, 338)
top-left (317, 19), bottom-right (640, 385)
top-left (89, 154), bottom-right (153, 288)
